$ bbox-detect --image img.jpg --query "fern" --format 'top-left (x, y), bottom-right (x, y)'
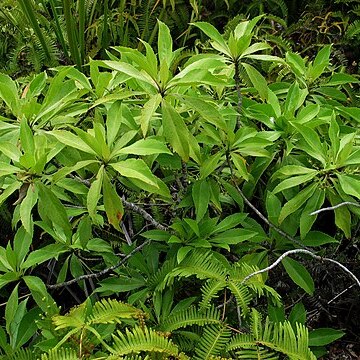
top-left (345, 19), bottom-right (360, 39)
top-left (89, 298), bottom-right (143, 324)
top-left (161, 306), bottom-right (221, 332)
top-left (199, 278), bottom-right (227, 309)
top-left (160, 249), bottom-right (227, 290)
top-left (40, 348), bottom-right (78, 360)
top-left (111, 325), bottom-right (180, 357)
top-left (226, 281), bottom-right (253, 317)
top-left (0, 349), bottom-right (38, 360)
top-left (53, 298), bottom-right (145, 330)
top-left (226, 309), bottom-right (316, 360)
top-left (194, 325), bottom-right (232, 360)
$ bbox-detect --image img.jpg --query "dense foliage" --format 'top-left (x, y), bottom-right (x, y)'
top-left (0, 1), bottom-right (360, 359)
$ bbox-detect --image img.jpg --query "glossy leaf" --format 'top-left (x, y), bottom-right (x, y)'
top-left (282, 257), bottom-right (314, 295)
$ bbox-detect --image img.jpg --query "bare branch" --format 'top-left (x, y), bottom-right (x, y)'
top-left (47, 240), bottom-right (150, 289)
top-left (241, 248), bottom-right (360, 288)
top-left (226, 156), bottom-right (308, 249)
top-left (310, 201), bottom-right (360, 215)
top-left (122, 198), bottom-right (168, 231)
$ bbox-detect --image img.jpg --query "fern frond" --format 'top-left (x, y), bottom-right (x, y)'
top-left (194, 325), bottom-right (232, 360)
top-left (160, 250), bottom-right (227, 290)
top-left (41, 348), bottom-right (78, 360)
top-left (89, 298), bottom-right (143, 325)
top-left (161, 306), bottom-right (221, 332)
top-left (148, 258), bottom-right (177, 291)
top-left (199, 278), bottom-right (227, 309)
top-left (227, 281), bottom-right (253, 317)
top-left (345, 20), bottom-right (360, 39)
top-left (52, 302), bottom-right (87, 330)
top-left (1, 349), bottom-right (38, 360)
top-left (107, 356), bottom-right (149, 360)
top-left (111, 325), bottom-right (179, 356)
top-left (227, 309), bottom-right (316, 360)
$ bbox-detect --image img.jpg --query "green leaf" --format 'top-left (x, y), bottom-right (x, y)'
top-left (95, 60), bottom-right (158, 89)
top-left (110, 159), bottom-right (158, 188)
top-left (309, 328), bottom-right (345, 346)
top-left (50, 130), bottom-right (98, 155)
top-left (214, 213), bottom-right (248, 234)
top-left (328, 191), bottom-right (351, 238)
top-left (192, 179), bottom-right (210, 222)
top-left (284, 82), bottom-right (308, 117)
top-left (20, 118), bottom-right (34, 155)
top-left (272, 165), bottom-right (317, 179)
top-left (286, 52), bottom-right (306, 78)
top-left (273, 172), bottom-right (317, 194)
top-left (242, 63), bottom-right (268, 101)
top-left (0, 142), bottom-right (22, 162)
top-left (300, 190), bottom-right (325, 239)
top-left (282, 257), bottom-right (314, 295)
top-left (5, 284), bottom-right (19, 334)
top-left (338, 174), bottom-right (360, 200)
top-left (231, 153), bottom-right (249, 181)
top-left (0, 74), bottom-right (19, 113)
top-left (0, 162), bottom-right (21, 177)
top-left (292, 123), bottom-right (326, 165)
top-left (307, 45), bottom-right (331, 81)
top-left (0, 181), bottom-right (22, 207)
top-left (23, 276), bottom-right (58, 314)
top-left (106, 101), bottom-right (123, 146)
top-left (266, 191), bottom-right (282, 224)
top-left (27, 72), bottom-right (47, 98)
top-left (192, 22), bottom-right (230, 56)
top-left (87, 166), bottom-right (104, 221)
top-left (278, 184), bottom-right (317, 224)
top-left (117, 138), bottom-right (171, 156)
top-left (14, 227), bottom-right (32, 267)
top-left (140, 94), bottom-right (162, 136)
top-left (52, 160), bottom-right (98, 182)
top-left (296, 104), bottom-right (320, 124)
top-left (289, 302), bottom-right (306, 326)
top-left (15, 307), bottom-right (41, 349)
top-left (19, 183), bottom-right (38, 235)
top-left (162, 99), bottom-right (189, 161)
top-left (302, 231), bottom-right (339, 247)
top-left (22, 243), bottom-right (68, 269)
top-left (210, 228), bottom-right (257, 245)
top-left (329, 115), bottom-right (340, 160)
top-left (37, 183), bottom-right (72, 239)
top-left (327, 73), bottom-right (359, 86)
top-left (179, 95), bottom-right (227, 130)
top-left (158, 20), bottom-right (173, 66)
top-left (102, 172), bottom-right (124, 231)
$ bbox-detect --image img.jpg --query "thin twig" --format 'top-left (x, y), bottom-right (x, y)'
top-left (47, 240), bottom-right (150, 289)
top-left (241, 249), bottom-right (360, 288)
top-left (327, 284), bottom-right (355, 305)
top-left (226, 156), bottom-right (308, 249)
top-left (310, 202), bottom-right (360, 215)
top-left (69, 174), bottom-right (168, 231)
top-left (122, 198), bottom-right (168, 231)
